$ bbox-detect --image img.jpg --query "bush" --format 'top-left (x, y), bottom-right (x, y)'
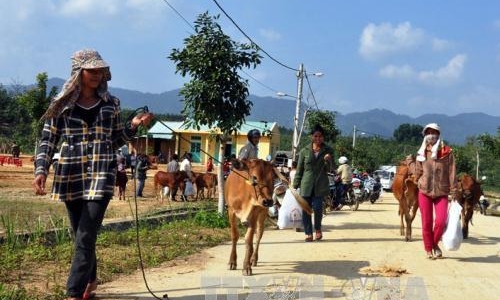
top-left (193, 210), bottom-right (229, 228)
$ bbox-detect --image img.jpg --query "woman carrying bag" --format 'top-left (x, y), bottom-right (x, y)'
top-left (415, 123), bottom-right (458, 259)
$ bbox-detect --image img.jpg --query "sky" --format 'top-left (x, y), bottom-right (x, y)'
top-left (1, 0), bottom-right (500, 117)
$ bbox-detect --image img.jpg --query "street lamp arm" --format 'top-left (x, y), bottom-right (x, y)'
top-left (309, 72), bottom-right (324, 77)
top-left (276, 92), bottom-right (297, 99)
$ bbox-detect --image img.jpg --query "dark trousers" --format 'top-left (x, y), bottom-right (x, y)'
top-left (65, 198), bottom-right (110, 298)
top-left (302, 196), bottom-right (324, 235)
top-left (335, 183), bottom-right (347, 206)
top-left (136, 178), bottom-right (145, 196)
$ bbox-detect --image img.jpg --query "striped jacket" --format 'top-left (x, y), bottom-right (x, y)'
top-left (34, 96), bottom-right (136, 201)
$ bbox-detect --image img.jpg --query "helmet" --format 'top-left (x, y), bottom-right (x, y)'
top-left (247, 129), bottom-right (261, 141)
top-left (422, 123), bottom-right (440, 135)
top-left (338, 156), bottom-right (348, 164)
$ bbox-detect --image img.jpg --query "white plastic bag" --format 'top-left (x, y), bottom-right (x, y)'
top-left (184, 180), bottom-right (194, 196)
top-left (277, 189), bottom-right (303, 229)
top-left (268, 206), bottom-right (278, 218)
top-left (163, 186), bottom-right (170, 196)
top-left (442, 201), bottom-right (463, 251)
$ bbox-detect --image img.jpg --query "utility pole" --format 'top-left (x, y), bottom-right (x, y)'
top-left (352, 125), bottom-right (357, 148)
top-left (352, 125), bottom-right (357, 167)
top-left (291, 63), bottom-right (304, 162)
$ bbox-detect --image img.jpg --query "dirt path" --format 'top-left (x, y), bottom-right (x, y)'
top-left (98, 193), bottom-right (500, 300)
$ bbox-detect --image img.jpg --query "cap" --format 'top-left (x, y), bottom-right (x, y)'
top-left (422, 123), bottom-right (441, 135)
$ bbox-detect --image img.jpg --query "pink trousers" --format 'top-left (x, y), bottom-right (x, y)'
top-left (418, 191), bottom-right (449, 252)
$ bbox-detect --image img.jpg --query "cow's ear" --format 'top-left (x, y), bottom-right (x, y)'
top-left (231, 158), bottom-right (250, 171)
top-left (231, 158), bottom-right (243, 170)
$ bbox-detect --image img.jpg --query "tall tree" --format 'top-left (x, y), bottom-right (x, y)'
top-left (17, 73), bottom-right (58, 153)
top-left (305, 110), bottom-right (340, 144)
top-left (393, 123), bottom-right (423, 143)
top-left (0, 84), bottom-right (16, 152)
top-left (169, 12), bottom-right (262, 213)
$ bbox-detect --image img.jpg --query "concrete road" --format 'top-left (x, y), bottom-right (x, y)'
top-left (99, 192), bottom-right (500, 300)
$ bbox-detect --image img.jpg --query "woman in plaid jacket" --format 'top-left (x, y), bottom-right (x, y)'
top-left (32, 49), bottom-right (153, 300)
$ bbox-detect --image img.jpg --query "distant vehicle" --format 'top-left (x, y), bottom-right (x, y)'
top-left (274, 151), bottom-right (291, 167)
top-left (374, 165), bottom-right (396, 191)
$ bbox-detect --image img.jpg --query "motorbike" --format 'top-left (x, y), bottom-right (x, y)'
top-left (351, 177), bottom-right (364, 204)
top-left (478, 195), bottom-right (490, 215)
top-left (326, 173), bottom-right (360, 211)
top-left (362, 176), bottom-right (382, 203)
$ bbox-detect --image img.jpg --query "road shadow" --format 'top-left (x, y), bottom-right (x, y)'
top-left (463, 234), bottom-right (500, 246)
top-left (257, 259), bottom-right (370, 280)
top-left (323, 222), bottom-right (400, 231)
top-left (446, 254), bottom-right (500, 264)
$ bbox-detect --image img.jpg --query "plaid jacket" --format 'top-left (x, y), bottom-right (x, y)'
top-left (35, 96), bottom-right (136, 201)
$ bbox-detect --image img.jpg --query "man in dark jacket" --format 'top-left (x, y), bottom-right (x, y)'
top-left (135, 154), bottom-right (149, 197)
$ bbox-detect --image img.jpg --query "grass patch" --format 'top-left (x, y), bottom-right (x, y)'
top-left (0, 204), bottom-right (232, 299)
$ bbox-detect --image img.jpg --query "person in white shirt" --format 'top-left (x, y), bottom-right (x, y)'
top-left (238, 129), bottom-right (260, 160)
top-left (179, 153), bottom-right (195, 201)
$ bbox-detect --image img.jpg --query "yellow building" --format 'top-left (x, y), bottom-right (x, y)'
top-left (140, 120), bottom-right (280, 166)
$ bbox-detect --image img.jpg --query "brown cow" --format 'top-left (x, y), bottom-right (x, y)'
top-left (154, 171), bottom-right (188, 202)
top-left (225, 159), bottom-right (275, 276)
top-left (194, 172), bottom-right (218, 200)
top-left (392, 154), bottom-right (419, 241)
top-left (457, 174), bottom-right (482, 239)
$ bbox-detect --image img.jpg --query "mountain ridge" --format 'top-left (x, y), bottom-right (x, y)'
top-left (40, 78), bottom-right (500, 145)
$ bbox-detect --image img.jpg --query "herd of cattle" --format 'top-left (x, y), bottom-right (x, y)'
top-left (115, 157), bottom-right (485, 276)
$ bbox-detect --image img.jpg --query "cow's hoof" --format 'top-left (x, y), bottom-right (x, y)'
top-left (251, 260), bottom-right (257, 267)
top-left (242, 268), bottom-right (253, 276)
top-left (228, 263), bottom-right (237, 270)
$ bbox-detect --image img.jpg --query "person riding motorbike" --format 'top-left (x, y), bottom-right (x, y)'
top-left (334, 156), bottom-right (352, 210)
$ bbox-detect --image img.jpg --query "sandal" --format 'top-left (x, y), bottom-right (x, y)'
top-left (433, 246), bottom-right (442, 258)
top-left (426, 251), bottom-right (434, 259)
top-left (305, 235), bottom-right (313, 242)
top-left (315, 230), bottom-right (323, 241)
top-left (83, 280), bottom-right (97, 299)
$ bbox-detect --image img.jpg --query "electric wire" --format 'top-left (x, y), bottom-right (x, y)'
top-left (160, 0), bottom-right (195, 31)
top-left (211, 0), bottom-right (297, 72)
top-left (158, 0), bottom-right (296, 100)
top-left (304, 73), bottom-right (320, 110)
top-left (240, 69), bottom-right (283, 95)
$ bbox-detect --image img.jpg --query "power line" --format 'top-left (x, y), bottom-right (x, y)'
top-left (159, 0), bottom-right (291, 96)
top-left (160, 0), bottom-right (194, 31)
top-left (211, 0), bottom-right (297, 72)
top-left (304, 73), bottom-right (320, 110)
top-left (240, 70), bottom-right (282, 94)
top-left (160, 0), bottom-right (321, 102)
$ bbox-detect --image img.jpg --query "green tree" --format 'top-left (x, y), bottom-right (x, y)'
top-left (0, 84), bottom-right (17, 152)
top-left (17, 73), bottom-right (58, 153)
top-left (393, 123), bottom-right (423, 143)
top-left (478, 131), bottom-right (500, 159)
top-left (305, 110), bottom-right (340, 144)
top-left (169, 12), bottom-right (262, 213)
top-left (278, 126), bottom-right (293, 151)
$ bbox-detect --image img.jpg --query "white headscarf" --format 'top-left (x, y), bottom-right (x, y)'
top-left (417, 123), bottom-right (441, 162)
top-left (41, 49), bottom-right (111, 119)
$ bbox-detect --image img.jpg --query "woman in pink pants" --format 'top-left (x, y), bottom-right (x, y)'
top-left (415, 123), bottom-right (458, 259)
